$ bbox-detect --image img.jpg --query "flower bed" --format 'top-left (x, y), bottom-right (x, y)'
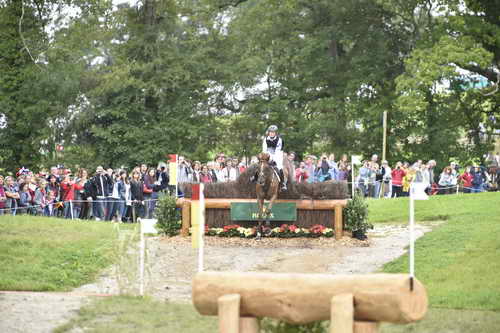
top-left (205, 224), bottom-right (334, 238)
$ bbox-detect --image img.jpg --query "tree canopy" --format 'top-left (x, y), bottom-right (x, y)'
top-left (0, 0), bottom-right (498, 172)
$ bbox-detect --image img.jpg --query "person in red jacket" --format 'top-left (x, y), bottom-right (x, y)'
top-left (60, 174), bottom-right (84, 219)
top-left (459, 166), bottom-right (473, 193)
top-left (391, 161), bottom-right (406, 198)
top-left (295, 162), bottom-right (309, 183)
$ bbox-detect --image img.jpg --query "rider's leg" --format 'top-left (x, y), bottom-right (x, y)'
top-left (279, 169), bottom-right (287, 191)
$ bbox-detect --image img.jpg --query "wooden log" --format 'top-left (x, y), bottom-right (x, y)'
top-left (334, 204), bottom-right (343, 240)
top-left (193, 272), bottom-right (427, 325)
top-left (181, 200), bottom-right (191, 237)
top-left (330, 294), bottom-right (354, 333)
top-left (177, 198), bottom-right (348, 210)
top-left (239, 318), bottom-right (259, 333)
top-left (353, 321), bottom-right (379, 333)
top-left (218, 294), bottom-right (241, 333)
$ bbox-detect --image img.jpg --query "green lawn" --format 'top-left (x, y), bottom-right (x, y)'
top-left (2, 193), bottom-right (500, 332)
top-left (55, 296), bottom-right (218, 333)
top-left (0, 215), bottom-right (134, 291)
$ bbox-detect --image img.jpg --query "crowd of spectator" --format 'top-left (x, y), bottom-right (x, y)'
top-left (0, 152), bottom-right (498, 220)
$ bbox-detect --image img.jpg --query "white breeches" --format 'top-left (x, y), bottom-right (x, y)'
top-left (269, 150), bottom-right (283, 170)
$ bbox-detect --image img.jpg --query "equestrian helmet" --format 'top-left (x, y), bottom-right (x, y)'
top-left (267, 125), bottom-right (278, 132)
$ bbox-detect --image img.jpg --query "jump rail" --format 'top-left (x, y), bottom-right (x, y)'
top-left (175, 198), bottom-right (348, 239)
top-left (192, 271), bottom-right (428, 333)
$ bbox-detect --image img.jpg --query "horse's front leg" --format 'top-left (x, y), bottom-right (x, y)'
top-left (264, 195), bottom-right (277, 235)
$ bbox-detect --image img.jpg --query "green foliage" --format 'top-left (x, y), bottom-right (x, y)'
top-left (344, 194), bottom-right (372, 233)
top-left (1, 0), bottom-right (498, 171)
top-left (154, 193), bottom-right (181, 236)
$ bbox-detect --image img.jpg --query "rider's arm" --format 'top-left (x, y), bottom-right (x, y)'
top-left (275, 137), bottom-right (283, 152)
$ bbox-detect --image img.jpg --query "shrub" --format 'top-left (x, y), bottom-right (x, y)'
top-left (154, 194), bottom-right (181, 236)
top-left (343, 194), bottom-right (373, 238)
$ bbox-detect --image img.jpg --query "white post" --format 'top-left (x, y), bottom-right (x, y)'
top-left (198, 183), bottom-right (205, 272)
top-left (139, 220), bottom-right (145, 296)
top-left (409, 185), bottom-right (415, 286)
top-left (70, 200), bottom-right (74, 220)
top-left (456, 184), bottom-right (459, 195)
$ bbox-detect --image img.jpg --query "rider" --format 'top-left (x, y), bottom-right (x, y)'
top-left (251, 125), bottom-right (287, 191)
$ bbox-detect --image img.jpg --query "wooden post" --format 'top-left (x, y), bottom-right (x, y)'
top-left (181, 200), bottom-right (191, 236)
top-left (334, 204), bottom-right (343, 240)
top-left (239, 318), bottom-right (259, 333)
top-left (353, 321), bottom-right (379, 333)
top-left (330, 293), bottom-right (353, 333)
top-left (218, 294), bottom-right (241, 333)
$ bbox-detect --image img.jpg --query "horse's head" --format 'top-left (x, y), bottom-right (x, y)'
top-left (257, 153), bottom-right (271, 185)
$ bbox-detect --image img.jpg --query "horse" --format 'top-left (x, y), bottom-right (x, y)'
top-left (255, 152), bottom-right (290, 239)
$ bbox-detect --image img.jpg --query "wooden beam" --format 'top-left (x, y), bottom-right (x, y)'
top-left (193, 272), bottom-right (428, 325)
top-left (218, 294), bottom-right (241, 333)
top-left (181, 200), bottom-right (191, 237)
top-left (330, 293), bottom-right (354, 333)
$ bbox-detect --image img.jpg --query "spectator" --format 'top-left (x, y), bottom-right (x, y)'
top-left (106, 172), bottom-right (121, 221)
top-left (192, 161), bottom-right (201, 183)
top-left (368, 162), bottom-right (379, 198)
top-left (380, 160), bottom-right (392, 198)
top-left (144, 168), bottom-right (159, 218)
top-left (438, 167), bottom-right (453, 195)
top-left (214, 162), bottom-right (227, 183)
top-left (117, 170), bottom-right (132, 222)
top-left (305, 156), bottom-right (316, 184)
top-left (140, 164), bottom-right (148, 181)
top-left (5, 176), bottom-right (19, 215)
top-left (471, 166), bottom-right (485, 193)
top-left (315, 156), bottom-right (332, 182)
top-left (337, 162), bottom-right (348, 181)
top-left (459, 166), bottom-right (473, 193)
top-left (90, 166), bottom-right (110, 221)
top-left (177, 156), bottom-right (192, 184)
top-left (33, 179), bottom-right (48, 215)
top-left (130, 170), bottom-right (145, 220)
top-left (328, 154), bottom-right (338, 180)
top-left (0, 176), bottom-right (6, 215)
top-left (200, 165), bottom-right (213, 184)
top-left (391, 162), bottom-right (406, 198)
top-left (286, 152), bottom-right (296, 182)
top-left (18, 183), bottom-right (32, 215)
top-left (295, 162), bottom-right (309, 183)
top-left (60, 173), bottom-right (84, 218)
top-left (358, 161), bottom-right (370, 197)
top-left (227, 159), bottom-right (239, 182)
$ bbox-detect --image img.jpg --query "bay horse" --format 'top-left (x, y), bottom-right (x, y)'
top-left (255, 152), bottom-right (289, 239)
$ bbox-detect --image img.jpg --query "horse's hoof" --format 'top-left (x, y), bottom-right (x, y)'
top-left (255, 232), bottom-right (261, 240)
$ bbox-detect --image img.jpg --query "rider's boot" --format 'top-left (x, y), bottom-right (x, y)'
top-left (280, 169), bottom-right (287, 191)
top-left (250, 171), bottom-right (258, 183)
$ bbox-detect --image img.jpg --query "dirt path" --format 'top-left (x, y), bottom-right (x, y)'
top-left (0, 223), bottom-right (434, 332)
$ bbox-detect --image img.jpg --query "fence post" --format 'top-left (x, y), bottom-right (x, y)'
top-left (218, 294), bottom-right (241, 333)
top-left (70, 200), bottom-right (74, 220)
top-left (334, 204), bottom-right (343, 240)
top-left (330, 293), bottom-right (354, 333)
top-left (181, 200), bottom-right (191, 236)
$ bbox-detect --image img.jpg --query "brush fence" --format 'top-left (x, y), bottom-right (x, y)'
top-left (176, 198), bottom-right (347, 240)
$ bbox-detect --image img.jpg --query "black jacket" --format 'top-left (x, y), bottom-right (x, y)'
top-left (90, 174), bottom-right (111, 198)
top-left (130, 180), bottom-right (144, 201)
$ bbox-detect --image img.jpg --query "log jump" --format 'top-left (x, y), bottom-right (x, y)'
top-left (192, 271), bottom-right (428, 333)
top-left (176, 198), bottom-right (348, 239)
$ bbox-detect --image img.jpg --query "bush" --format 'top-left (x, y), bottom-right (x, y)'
top-left (154, 194), bottom-right (181, 236)
top-left (343, 194), bottom-right (373, 238)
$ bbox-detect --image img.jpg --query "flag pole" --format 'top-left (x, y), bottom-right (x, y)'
top-left (409, 184), bottom-right (415, 291)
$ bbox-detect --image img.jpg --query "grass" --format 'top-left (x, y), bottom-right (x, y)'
top-left (371, 192), bottom-right (500, 311)
top-left (55, 296), bottom-right (218, 333)
top-left (0, 215), bottom-right (134, 291)
top-left (4, 193), bottom-right (500, 332)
